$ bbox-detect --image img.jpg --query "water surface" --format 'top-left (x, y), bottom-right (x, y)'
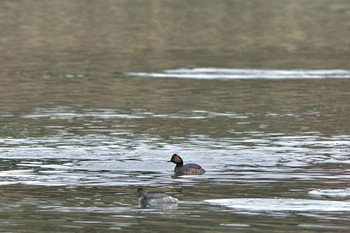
top-left (0, 0), bottom-right (350, 232)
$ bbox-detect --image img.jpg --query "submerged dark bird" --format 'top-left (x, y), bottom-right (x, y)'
top-left (137, 188), bottom-right (178, 207)
top-left (168, 154), bottom-right (206, 175)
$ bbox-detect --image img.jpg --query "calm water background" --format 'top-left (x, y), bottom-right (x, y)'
top-left (1, 1), bottom-right (350, 232)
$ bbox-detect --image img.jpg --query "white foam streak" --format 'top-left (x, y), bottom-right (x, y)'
top-left (205, 198), bottom-right (350, 212)
top-left (127, 68), bottom-right (350, 80)
top-left (309, 189), bottom-right (350, 198)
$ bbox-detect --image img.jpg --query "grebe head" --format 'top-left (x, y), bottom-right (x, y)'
top-left (137, 188), bottom-right (147, 197)
top-left (168, 154), bottom-right (183, 165)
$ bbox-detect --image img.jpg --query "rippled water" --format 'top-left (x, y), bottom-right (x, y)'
top-left (1, 106), bottom-right (350, 232)
top-left (127, 68), bottom-right (350, 80)
top-left (1, 0), bottom-right (350, 232)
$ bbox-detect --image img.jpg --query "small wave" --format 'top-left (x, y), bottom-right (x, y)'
top-left (309, 189), bottom-right (350, 198)
top-left (204, 198), bottom-right (350, 212)
top-left (126, 68), bottom-right (350, 80)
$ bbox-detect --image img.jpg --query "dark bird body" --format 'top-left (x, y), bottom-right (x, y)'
top-left (168, 154), bottom-right (205, 175)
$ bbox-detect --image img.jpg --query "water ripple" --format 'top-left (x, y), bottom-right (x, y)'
top-left (205, 198), bottom-right (350, 212)
top-left (0, 132), bottom-right (349, 187)
top-left (308, 189), bottom-right (350, 198)
top-left (126, 68), bottom-right (350, 80)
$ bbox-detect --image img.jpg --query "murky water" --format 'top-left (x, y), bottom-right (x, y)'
top-left (1, 1), bottom-right (350, 232)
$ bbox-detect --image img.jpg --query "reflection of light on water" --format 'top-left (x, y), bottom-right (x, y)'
top-left (1, 107), bottom-right (349, 187)
top-left (139, 202), bottom-right (178, 210)
top-left (205, 198), bottom-right (350, 212)
top-left (126, 68), bottom-right (350, 80)
top-left (20, 108), bottom-right (248, 120)
top-left (309, 189), bottom-right (350, 198)
top-left (39, 206), bottom-right (133, 214)
top-left (0, 132), bottom-right (349, 187)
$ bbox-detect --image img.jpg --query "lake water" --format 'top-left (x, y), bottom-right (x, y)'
top-left (0, 1), bottom-right (350, 232)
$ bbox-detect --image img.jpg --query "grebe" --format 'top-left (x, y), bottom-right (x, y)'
top-left (168, 154), bottom-right (205, 175)
top-left (137, 188), bottom-right (178, 207)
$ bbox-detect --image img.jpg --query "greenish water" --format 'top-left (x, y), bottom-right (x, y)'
top-left (0, 1), bottom-right (350, 232)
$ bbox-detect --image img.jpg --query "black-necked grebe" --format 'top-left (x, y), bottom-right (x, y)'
top-left (137, 188), bottom-right (178, 207)
top-left (168, 154), bottom-right (205, 175)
